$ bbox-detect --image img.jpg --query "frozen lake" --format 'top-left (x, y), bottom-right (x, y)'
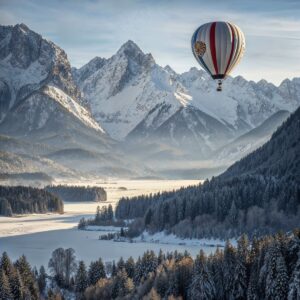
top-left (0, 179), bottom-right (219, 267)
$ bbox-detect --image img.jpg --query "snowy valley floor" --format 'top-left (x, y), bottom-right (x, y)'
top-left (0, 179), bottom-right (221, 267)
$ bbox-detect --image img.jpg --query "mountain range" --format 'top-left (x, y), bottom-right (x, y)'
top-left (0, 23), bottom-right (299, 181)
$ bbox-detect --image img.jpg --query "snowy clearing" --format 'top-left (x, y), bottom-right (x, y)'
top-left (0, 179), bottom-right (220, 268)
top-left (133, 231), bottom-right (236, 248)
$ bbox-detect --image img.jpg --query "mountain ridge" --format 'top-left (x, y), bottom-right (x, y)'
top-left (74, 39), bottom-right (300, 158)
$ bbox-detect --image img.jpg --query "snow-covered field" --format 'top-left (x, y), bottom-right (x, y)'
top-left (0, 179), bottom-right (221, 268)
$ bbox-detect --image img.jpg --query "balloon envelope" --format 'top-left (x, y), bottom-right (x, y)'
top-left (191, 21), bottom-right (245, 80)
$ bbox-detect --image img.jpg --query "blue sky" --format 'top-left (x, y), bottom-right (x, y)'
top-left (1, 0), bottom-right (300, 85)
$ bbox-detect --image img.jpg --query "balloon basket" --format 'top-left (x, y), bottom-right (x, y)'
top-left (216, 80), bottom-right (222, 92)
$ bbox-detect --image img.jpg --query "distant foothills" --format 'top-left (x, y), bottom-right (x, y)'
top-left (0, 23), bottom-right (299, 182)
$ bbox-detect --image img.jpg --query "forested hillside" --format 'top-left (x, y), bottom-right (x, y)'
top-left (116, 107), bottom-right (300, 239)
top-left (1, 231), bottom-right (300, 299)
top-left (45, 185), bottom-right (107, 202)
top-left (222, 107), bottom-right (299, 180)
top-left (0, 186), bottom-right (64, 216)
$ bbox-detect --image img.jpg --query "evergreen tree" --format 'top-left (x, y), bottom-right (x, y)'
top-left (15, 255), bottom-right (39, 300)
top-left (145, 208), bottom-right (152, 226)
top-left (112, 269), bottom-right (134, 298)
top-left (78, 217), bottom-right (87, 230)
top-left (232, 236), bottom-right (248, 299)
top-left (223, 241), bottom-right (236, 299)
top-left (189, 251), bottom-right (215, 300)
top-left (88, 259), bottom-right (106, 286)
top-left (95, 206), bottom-right (101, 223)
top-left (210, 248), bottom-right (225, 299)
top-left (247, 261), bottom-right (259, 300)
top-left (117, 257), bottom-right (125, 272)
top-left (0, 252), bottom-right (13, 276)
top-left (288, 251), bottom-right (300, 300)
top-left (107, 204), bottom-right (113, 221)
top-left (0, 270), bottom-right (12, 300)
top-left (265, 242), bottom-right (288, 299)
top-left (154, 265), bottom-right (168, 297)
top-left (111, 261), bottom-right (117, 277)
top-left (134, 257), bottom-right (143, 284)
top-left (8, 268), bottom-right (23, 300)
top-left (75, 261), bottom-right (88, 294)
top-left (125, 257), bottom-right (135, 278)
top-left (228, 200), bottom-right (238, 227)
top-left (38, 265), bottom-right (47, 293)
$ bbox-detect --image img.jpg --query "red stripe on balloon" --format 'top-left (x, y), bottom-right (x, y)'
top-left (224, 23), bottom-right (235, 75)
top-left (209, 22), bottom-right (218, 75)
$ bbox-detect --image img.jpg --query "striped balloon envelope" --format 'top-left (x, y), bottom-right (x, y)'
top-left (191, 21), bottom-right (245, 91)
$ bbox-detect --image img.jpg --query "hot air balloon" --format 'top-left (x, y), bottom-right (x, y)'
top-left (191, 21), bottom-right (245, 91)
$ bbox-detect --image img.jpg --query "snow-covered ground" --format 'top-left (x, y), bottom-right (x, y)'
top-left (133, 231), bottom-right (236, 248)
top-left (0, 179), bottom-right (221, 268)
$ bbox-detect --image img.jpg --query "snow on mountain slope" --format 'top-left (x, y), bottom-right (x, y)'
top-left (215, 110), bottom-right (290, 163)
top-left (43, 85), bottom-right (104, 132)
top-left (75, 40), bottom-right (300, 156)
top-left (178, 69), bottom-right (299, 132)
top-left (0, 23), bottom-right (98, 131)
top-left (74, 40), bottom-right (186, 140)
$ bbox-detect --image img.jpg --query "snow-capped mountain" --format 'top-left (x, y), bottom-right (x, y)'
top-left (0, 24), bottom-right (151, 179)
top-left (73, 40), bottom-right (182, 140)
top-left (74, 40), bottom-right (300, 157)
top-left (0, 23), bottom-right (103, 137)
top-left (1, 24), bottom-right (299, 179)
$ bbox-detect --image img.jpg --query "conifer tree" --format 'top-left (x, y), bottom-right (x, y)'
top-left (188, 250), bottom-right (215, 300)
top-left (75, 261), bottom-right (88, 293)
top-left (117, 257), bottom-right (125, 272)
top-left (15, 255), bottom-right (39, 300)
top-left (88, 259), bottom-right (106, 286)
top-left (288, 251), bottom-right (300, 300)
top-left (0, 270), bottom-right (12, 300)
top-left (112, 269), bottom-right (134, 298)
top-left (223, 241), bottom-right (236, 299)
top-left (8, 268), bottom-right (23, 300)
top-left (38, 265), bottom-right (47, 293)
top-left (111, 261), bottom-right (117, 277)
top-left (232, 236), bottom-right (248, 299)
top-left (125, 256), bottom-right (135, 278)
top-left (0, 252), bottom-right (13, 276)
top-left (265, 242), bottom-right (288, 299)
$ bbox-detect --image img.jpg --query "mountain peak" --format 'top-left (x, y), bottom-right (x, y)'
top-left (164, 65), bottom-right (176, 75)
top-left (16, 23), bottom-right (29, 31)
top-left (114, 40), bottom-right (155, 70)
top-left (117, 40), bottom-right (144, 55)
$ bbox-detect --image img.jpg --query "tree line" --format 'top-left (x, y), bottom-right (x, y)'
top-left (78, 204), bottom-right (125, 229)
top-left (116, 175), bottom-right (299, 239)
top-left (0, 185), bottom-right (64, 216)
top-left (1, 230), bottom-right (300, 299)
top-left (45, 185), bottom-right (107, 202)
top-left (115, 107), bottom-right (300, 239)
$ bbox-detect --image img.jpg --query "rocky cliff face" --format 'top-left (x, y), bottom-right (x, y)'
top-left (0, 23), bottom-right (104, 139)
